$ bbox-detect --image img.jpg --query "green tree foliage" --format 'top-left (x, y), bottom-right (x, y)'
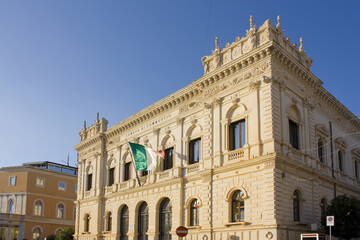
top-left (323, 195), bottom-right (360, 240)
top-left (46, 235), bottom-right (56, 240)
top-left (55, 228), bottom-right (74, 240)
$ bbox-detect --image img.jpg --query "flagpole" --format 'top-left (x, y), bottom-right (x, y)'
top-left (128, 142), bottom-right (142, 187)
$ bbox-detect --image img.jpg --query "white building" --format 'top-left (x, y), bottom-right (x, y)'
top-left (74, 16), bottom-right (360, 240)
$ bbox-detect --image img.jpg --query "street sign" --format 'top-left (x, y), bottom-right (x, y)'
top-left (327, 216), bottom-right (334, 226)
top-left (176, 226), bottom-right (188, 237)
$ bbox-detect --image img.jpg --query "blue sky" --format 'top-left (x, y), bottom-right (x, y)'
top-left (0, 1), bottom-right (359, 168)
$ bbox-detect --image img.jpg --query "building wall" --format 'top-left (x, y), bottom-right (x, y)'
top-left (0, 167), bottom-right (77, 240)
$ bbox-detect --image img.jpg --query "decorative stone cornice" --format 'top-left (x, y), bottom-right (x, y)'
top-left (75, 16), bottom-right (360, 151)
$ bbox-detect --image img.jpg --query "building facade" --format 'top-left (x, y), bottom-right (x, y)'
top-left (74, 17), bottom-right (360, 240)
top-left (0, 162), bottom-right (77, 240)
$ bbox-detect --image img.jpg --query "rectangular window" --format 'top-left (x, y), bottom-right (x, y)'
top-left (58, 182), bottom-right (66, 191)
top-left (229, 119), bottom-right (246, 150)
top-left (318, 139), bottom-right (324, 163)
top-left (124, 162), bottom-right (131, 181)
top-left (108, 167), bottom-right (115, 186)
top-left (75, 184), bottom-right (78, 193)
top-left (289, 120), bottom-right (300, 150)
top-left (87, 174), bottom-right (92, 191)
top-left (189, 138), bottom-right (201, 164)
top-left (338, 151), bottom-right (344, 172)
top-left (49, 165), bottom-right (61, 172)
top-left (9, 176), bottom-right (16, 186)
top-left (36, 177), bottom-right (45, 187)
top-left (355, 161), bottom-right (359, 179)
top-left (163, 147), bottom-right (174, 171)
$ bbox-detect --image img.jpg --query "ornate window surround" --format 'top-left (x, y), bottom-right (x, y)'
top-left (334, 137), bottom-right (347, 173)
top-left (315, 124), bottom-right (329, 165)
top-left (286, 104), bottom-right (303, 151)
top-left (225, 187), bottom-right (248, 225)
top-left (185, 197), bottom-right (202, 228)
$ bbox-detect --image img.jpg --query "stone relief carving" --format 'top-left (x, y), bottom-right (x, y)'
top-left (180, 62), bottom-right (269, 113)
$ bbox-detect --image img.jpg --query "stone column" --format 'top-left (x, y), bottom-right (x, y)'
top-left (213, 98), bottom-right (222, 167)
top-left (117, 145), bottom-right (122, 183)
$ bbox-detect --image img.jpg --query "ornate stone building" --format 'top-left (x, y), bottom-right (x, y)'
top-left (74, 16), bottom-right (360, 240)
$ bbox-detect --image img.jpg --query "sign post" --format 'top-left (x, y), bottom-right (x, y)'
top-left (176, 226), bottom-right (188, 238)
top-left (326, 216), bottom-right (334, 240)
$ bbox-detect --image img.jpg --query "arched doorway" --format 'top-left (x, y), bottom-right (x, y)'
top-left (120, 205), bottom-right (129, 240)
top-left (138, 202), bottom-right (148, 240)
top-left (159, 198), bottom-right (172, 240)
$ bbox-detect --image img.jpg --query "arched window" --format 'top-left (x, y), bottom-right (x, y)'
top-left (159, 198), bottom-right (172, 240)
top-left (318, 139), bottom-right (325, 163)
top-left (34, 200), bottom-right (43, 216)
top-left (84, 214), bottom-right (90, 232)
top-left (32, 227), bottom-right (41, 240)
top-left (293, 190), bottom-right (300, 221)
top-left (120, 205), bottom-right (129, 240)
top-left (105, 211), bottom-right (112, 231)
top-left (138, 202), bottom-right (148, 240)
top-left (8, 199), bottom-right (14, 213)
top-left (231, 190), bottom-right (245, 222)
top-left (189, 199), bottom-right (200, 226)
top-left (55, 228), bottom-right (63, 235)
top-left (56, 203), bottom-right (65, 219)
top-left (320, 198), bottom-right (327, 222)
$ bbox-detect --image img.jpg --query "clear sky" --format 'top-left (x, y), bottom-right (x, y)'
top-left (0, 1), bottom-right (359, 168)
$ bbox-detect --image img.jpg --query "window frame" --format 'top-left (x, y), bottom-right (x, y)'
top-left (293, 190), bottom-right (300, 222)
top-left (189, 199), bottom-right (200, 226)
top-left (338, 150), bottom-right (344, 172)
top-left (124, 162), bottom-right (131, 181)
top-left (231, 190), bottom-right (245, 222)
top-left (33, 200), bottom-right (44, 216)
top-left (355, 160), bottom-right (359, 180)
top-left (317, 138), bottom-right (325, 163)
top-left (32, 227), bottom-right (42, 240)
top-left (229, 119), bottom-right (246, 151)
top-left (84, 213), bottom-right (90, 233)
top-left (56, 203), bottom-right (65, 219)
top-left (58, 181), bottom-right (66, 191)
top-left (120, 205), bottom-right (129, 239)
top-left (9, 176), bottom-right (16, 186)
top-left (289, 119), bottom-right (300, 150)
top-left (108, 167), bottom-right (115, 186)
top-left (36, 177), bottom-right (45, 188)
top-left (105, 211), bottom-right (112, 232)
top-left (189, 138), bottom-right (201, 165)
top-left (163, 147), bottom-right (174, 171)
top-left (86, 173), bottom-right (93, 191)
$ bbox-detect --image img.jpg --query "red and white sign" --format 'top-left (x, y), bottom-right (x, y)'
top-left (176, 226), bottom-right (188, 237)
top-left (327, 216), bottom-right (335, 226)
